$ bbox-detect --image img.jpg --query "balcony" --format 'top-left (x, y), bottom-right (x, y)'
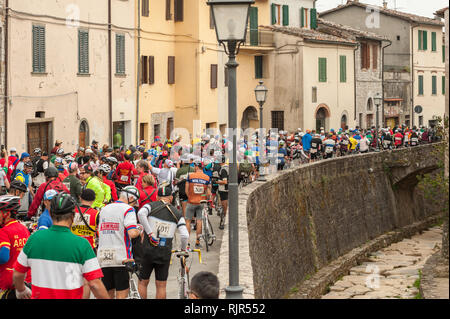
top-left (241, 28), bottom-right (275, 50)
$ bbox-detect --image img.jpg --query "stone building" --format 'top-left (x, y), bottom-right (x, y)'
top-left (320, 0), bottom-right (445, 128)
top-left (317, 18), bottom-right (387, 129)
top-left (0, 0), bottom-right (5, 147)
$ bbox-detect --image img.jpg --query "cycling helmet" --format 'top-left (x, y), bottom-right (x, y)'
top-left (45, 167), bottom-right (59, 178)
top-left (64, 155), bottom-right (74, 162)
top-left (106, 157), bottom-right (118, 165)
top-left (0, 195), bottom-right (21, 214)
top-left (44, 189), bottom-right (59, 201)
top-left (24, 162), bottom-right (33, 169)
top-left (56, 148), bottom-right (65, 155)
top-left (121, 186), bottom-right (140, 202)
top-left (162, 151), bottom-right (169, 157)
top-left (68, 162), bottom-right (79, 172)
top-left (9, 180), bottom-right (28, 193)
top-left (34, 148), bottom-right (42, 154)
top-left (99, 164), bottom-right (112, 174)
top-left (50, 192), bottom-right (76, 215)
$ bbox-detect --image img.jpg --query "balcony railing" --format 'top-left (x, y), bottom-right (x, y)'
top-left (243, 28), bottom-right (275, 48)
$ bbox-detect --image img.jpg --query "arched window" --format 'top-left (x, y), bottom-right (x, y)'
top-left (79, 120), bottom-right (89, 149)
top-left (367, 98), bottom-right (373, 111)
top-left (241, 106), bottom-right (259, 130)
top-left (315, 105), bottom-right (330, 132)
top-left (341, 114), bottom-right (347, 130)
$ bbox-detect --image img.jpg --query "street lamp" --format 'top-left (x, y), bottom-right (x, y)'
top-left (254, 80), bottom-right (268, 181)
top-left (374, 93), bottom-right (383, 150)
top-left (208, 0), bottom-right (254, 299)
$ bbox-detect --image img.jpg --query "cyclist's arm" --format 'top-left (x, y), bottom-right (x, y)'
top-left (0, 246), bottom-right (10, 264)
top-left (12, 270), bottom-right (28, 295)
top-left (137, 205), bottom-right (153, 235)
top-left (177, 218), bottom-right (189, 251)
top-left (88, 278), bottom-right (110, 299)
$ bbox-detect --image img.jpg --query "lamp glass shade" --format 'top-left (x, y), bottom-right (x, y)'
top-left (254, 82), bottom-right (268, 103)
top-left (211, 4), bottom-right (250, 42)
top-left (374, 93), bottom-right (382, 106)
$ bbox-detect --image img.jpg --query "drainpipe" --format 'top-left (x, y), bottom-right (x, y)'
top-left (108, 0), bottom-right (113, 145)
top-left (4, 0), bottom-right (9, 149)
top-left (353, 42), bottom-right (360, 123)
top-left (136, 0), bottom-right (141, 145)
top-left (410, 24), bottom-right (419, 128)
top-left (381, 39), bottom-right (392, 127)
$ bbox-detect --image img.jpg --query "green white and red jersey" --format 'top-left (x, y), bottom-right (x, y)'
top-left (14, 225), bottom-right (103, 299)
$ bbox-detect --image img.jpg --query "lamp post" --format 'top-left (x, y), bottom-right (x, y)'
top-left (208, 0), bottom-right (254, 299)
top-left (254, 80), bottom-right (268, 181)
top-left (374, 93), bottom-right (382, 150)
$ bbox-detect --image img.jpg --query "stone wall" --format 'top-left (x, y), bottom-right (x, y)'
top-left (246, 144), bottom-right (444, 299)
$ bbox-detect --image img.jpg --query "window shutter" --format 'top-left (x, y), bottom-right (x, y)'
top-left (432, 75), bottom-right (437, 95)
top-left (418, 30), bottom-right (422, 50)
top-left (249, 7), bottom-right (259, 46)
top-left (33, 25), bottom-right (46, 73)
top-left (168, 56), bottom-right (175, 84)
top-left (224, 67), bottom-right (229, 87)
top-left (443, 45), bottom-right (446, 63)
top-left (149, 56), bottom-right (155, 84)
top-left (310, 8), bottom-right (317, 29)
top-left (423, 31), bottom-right (428, 50)
top-left (418, 75), bottom-right (424, 95)
top-left (141, 56), bottom-right (148, 84)
top-left (340, 55), bottom-right (346, 82)
top-left (255, 56), bottom-right (263, 79)
top-left (211, 64), bottom-right (218, 89)
top-left (116, 34), bottom-right (125, 74)
top-left (166, 0), bottom-right (172, 20)
top-left (271, 4), bottom-right (277, 25)
top-left (282, 5), bottom-right (289, 26)
top-left (372, 44), bottom-right (378, 69)
top-left (209, 7), bottom-right (215, 29)
top-left (142, 0), bottom-right (149, 17)
top-left (78, 30), bottom-right (89, 74)
top-left (174, 0), bottom-right (184, 22)
top-left (431, 32), bottom-right (436, 51)
top-left (300, 7), bottom-right (305, 27)
top-left (443, 76), bottom-right (446, 95)
top-left (319, 58), bottom-right (327, 82)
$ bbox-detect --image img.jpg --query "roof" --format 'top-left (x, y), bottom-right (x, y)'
top-left (435, 7), bottom-right (449, 18)
top-left (260, 25), bottom-right (357, 46)
top-left (317, 18), bottom-right (389, 42)
top-left (320, 1), bottom-right (444, 27)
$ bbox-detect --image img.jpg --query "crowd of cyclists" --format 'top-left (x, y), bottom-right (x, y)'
top-left (0, 123), bottom-right (441, 299)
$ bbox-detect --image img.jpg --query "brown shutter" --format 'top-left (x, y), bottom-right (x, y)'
top-left (372, 44), bottom-right (378, 70)
top-left (224, 67), bottom-right (229, 87)
top-left (166, 0), bottom-right (172, 20)
top-left (211, 64), bottom-right (218, 89)
top-left (141, 56), bottom-right (148, 84)
top-left (149, 56), bottom-right (155, 84)
top-left (209, 7), bottom-right (215, 29)
top-left (174, 0), bottom-right (184, 22)
top-left (142, 0), bottom-right (149, 17)
top-left (168, 56), bottom-right (175, 84)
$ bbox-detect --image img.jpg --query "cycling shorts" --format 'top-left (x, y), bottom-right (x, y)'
top-left (218, 191), bottom-right (228, 202)
top-left (101, 267), bottom-right (130, 292)
top-left (186, 204), bottom-right (203, 220)
top-left (139, 259), bottom-right (170, 282)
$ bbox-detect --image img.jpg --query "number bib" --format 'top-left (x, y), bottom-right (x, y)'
top-left (120, 175), bottom-right (129, 182)
top-left (154, 220), bottom-right (173, 238)
top-left (326, 146), bottom-right (333, 153)
top-left (97, 248), bottom-right (118, 266)
top-left (193, 185), bottom-right (204, 194)
top-left (310, 149), bottom-right (317, 154)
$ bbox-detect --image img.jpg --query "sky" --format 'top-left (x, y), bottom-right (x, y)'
top-left (316, 0), bottom-right (449, 18)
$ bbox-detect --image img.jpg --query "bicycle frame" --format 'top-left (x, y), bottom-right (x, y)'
top-left (170, 249), bottom-right (202, 299)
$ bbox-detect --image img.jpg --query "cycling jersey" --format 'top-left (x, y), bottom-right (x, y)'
top-left (0, 220), bottom-right (31, 290)
top-left (71, 205), bottom-right (99, 250)
top-left (115, 161), bottom-right (136, 186)
top-left (138, 186), bottom-right (158, 209)
top-left (28, 179), bottom-right (70, 218)
top-left (14, 225), bottom-right (103, 299)
top-left (84, 176), bottom-right (111, 209)
top-left (186, 171), bottom-right (210, 205)
top-left (310, 138), bottom-right (322, 154)
top-left (97, 201), bottom-right (138, 268)
top-left (323, 139), bottom-right (336, 154)
top-left (102, 176), bottom-right (118, 202)
top-left (37, 209), bottom-right (53, 231)
top-left (218, 165), bottom-right (229, 193)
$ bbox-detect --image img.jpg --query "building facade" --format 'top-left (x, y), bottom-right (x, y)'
top-left (5, 0), bottom-right (136, 154)
top-left (0, 0), bottom-right (5, 147)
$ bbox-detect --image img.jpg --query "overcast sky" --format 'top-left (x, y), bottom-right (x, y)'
top-left (317, 0), bottom-right (448, 18)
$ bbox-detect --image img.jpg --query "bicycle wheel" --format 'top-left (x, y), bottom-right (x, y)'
top-left (206, 218), bottom-right (215, 246)
top-left (179, 261), bottom-right (187, 299)
top-left (203, 214), bottom-right (210, 252)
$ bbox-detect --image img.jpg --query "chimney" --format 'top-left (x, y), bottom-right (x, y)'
top-left (383, 1), bottom-right (388, 9)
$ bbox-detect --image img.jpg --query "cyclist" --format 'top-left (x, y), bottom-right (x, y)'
top-left (114, 153), bottom-right (137, 191)
top-left (359, 133), bottom-right (371, 154)
top-left (96, 186), bottom-right (141, 299)
top-left (322, 134), bottom-right (336, 159)
top-left (338, 133), bottom-right (349, 156)
top-left (238, 150), bottom-right (255, 183)
top-left (138, 175), bottom-right (158, 209)
top-left (36, 190), bottom-right (59, 231)
top-left (27, 167), bottom-right (69, 219)
top-left (310, 133), bottom-right (322, 162)
top-left (216, 158), bottom-right (229, 230)
top-left (135, 160), bottom-right (150, 191)
top-left (189, 271), bottom-right (220, 299)
top-left (394, 129), bottom-right (404, 149)
top-left (175, 155), bottom-right (195, 218)
top-left (151, 159), bottom-right (175, 189)
top-left (98, 164), bottom-right (118, 202)
top-left (32, 152), bottom-right (49, 188)
top-left (80, 165), bottom-right (111, 209)
top-left (13, 192), bottom-right (109, 299)
top-left (0, 195), bottom-right (31, 299)
top-left (62, 162), bottom-right (82, 203)
top-left (137, 185), bottom-right (189, 299)
top-left (185, 159), bottom-right (211, 248)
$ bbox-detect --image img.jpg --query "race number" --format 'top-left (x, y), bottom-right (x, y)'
top-left (193, 185), bottom-right (204, 194)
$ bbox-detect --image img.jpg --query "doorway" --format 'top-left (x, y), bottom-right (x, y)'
top-left (79, 120), bottom-right (89, 149)
top-left (27, 121), bottom-right (51, 154)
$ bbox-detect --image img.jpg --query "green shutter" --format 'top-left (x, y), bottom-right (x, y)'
top-left (116, 34), bottom-right (125, 74)
top-left (300, 7), bottom-right (305, 27)
top-left (271, 4), bottom-right (276, 25)
top-left (418, 75), bottom-right (424, 95)
top-left (340, 55), bottom-right (346, 82)
top-left (282, 5), bottom-right (289, 26)
top-left (443, 76), bottom-right (446, 95)
top-left (33, 25), bottom-right (46, 73)
top-left (310, 8), bottom-right (317, 29)
top-left (443, 45), bottom-right (446, 63)
top-left (423, 31), bottom-right (428, 50)
top-left (78, 30), bottom-right (89, 74)
top-left (255, 56), bottom-right (263, 79)
top-left (249, 7), bottom-right (259, 46)
top-left (431, 32), bottom-right (436, 51)
top-left (418, 30), bottom-right (422, 50)
top-left (319, 58), bottom-right (327, 82)
top-left (432, 75), bottom-right (437, 95)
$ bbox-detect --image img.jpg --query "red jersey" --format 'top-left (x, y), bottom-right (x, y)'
top-left (394, 133), bottom-right (404, 146)
top-left (71, 206), bottom-right (99, 250)
top-left (6, 156), bottom-right (19, 181)
top-left (135, 172), bottom-right (149, 191)
top-left (28, 179), bottom-right (70, 218)
top-left (102, 176), bottom-right (118, 201)
top-left (115, 161), bottom-right (137, 185)
top-left (138, 185), bottom-right (158, 209)
top-left (0, 220), bottom-right (31, 290)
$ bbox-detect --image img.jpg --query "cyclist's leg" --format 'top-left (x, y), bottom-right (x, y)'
top-left (114, 267), bottom-right (130, 299)
top-left (154, 263), bottom-right (170, 299)
top-left (185, 204), bottom-right (196, 236)
top-left (196, 205), bottom-right (203, 245)
top-left (138, 257), bottom-right (155, 299)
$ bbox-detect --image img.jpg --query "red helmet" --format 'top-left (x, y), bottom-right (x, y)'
top-left (162, 151), bottom-right (169, 157)
top-left (151, 143), bottom-right (157, 148)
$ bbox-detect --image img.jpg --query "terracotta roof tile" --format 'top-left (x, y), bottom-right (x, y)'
top-left (317, 18), bottom-right (389, 41)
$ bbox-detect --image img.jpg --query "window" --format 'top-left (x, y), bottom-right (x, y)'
top-left (418, 30), bottom-right (427, 50)
top-left (310, 8), bottom-right (317, 29)
top-left (140, 123), bottom-right (148, 142)
top-left (432, 75), bottom-right (437, 95)
top-left (211, 64), bottom-right (218, 89)
top-left (318, 58), bottom-right (327, 82)
top-left (372, 44), bottom-right (378, 69)
top-left (300, 7), bottom-right (305, 27)
top-left (32, 25), bottom-right (46, 73)
top-left (209, 6), bottom-right (214, 29)
top-left (148, 56), bottom-right (154, 84)
top-left (249, 6), bottom-right (259, 46)
top-left (339, 55), bottom-right (346, 82)
top-left (153, 124), bottom-right (160, 140)
top-left (431, 32), bottom-right (437, 52)
top-left (282, 5), bottom-right (289, 26)
top-left (141, 56), bottom-right (148, 84)
top-left (174, 0), bottom-right (184, 22)
top-left (405, 115), bottom-right (410, 127)
top-left (443, 45), bottom-right (446, 63)
top-left (78, 30), bottom-right (89, 74)
top-left (166, 0), bottom-right (172, 20)
top-left (419, 116), bottom-right (423, 126)
top-left (361, 42), bottom-right (370, 69)
top-left (312, 87), bottom-right (317, 103)
top-left (418, 75), bottom-right (424, 95)
top-left (168, 56), bottom-right (175, 84)
top-left (271, 111), bottom-right (284, 131)
top-left (255, 56), bottom-right (263, 79)
top-left (397, 35), bottom-right (401, 41)
top-left (443, 76), bottom-right (446, 95)
top-left (142, 0), bottom-right (149, 17)
top-left (224, 67), bottom-right (229, 87)
top-left (271, 4), bottom-right (281, 25)
top-left (116, 34), bottom-right (125, 75)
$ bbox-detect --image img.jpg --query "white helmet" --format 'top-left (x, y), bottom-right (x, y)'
top-left (99, 164), bottom-right (112, 174)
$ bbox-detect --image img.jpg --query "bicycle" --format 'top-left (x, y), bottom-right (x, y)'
top-left (170, 248), bottom-right (202, 299)
top-left (200, 200), bottom-right (216, 252)
top-left (213, 194), bottom-right (226, 230)
top-left (122, 259), bottom-right (142, 299)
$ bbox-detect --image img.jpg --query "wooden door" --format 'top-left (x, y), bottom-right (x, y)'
top-left (27, 122), bottom-right (50, 154)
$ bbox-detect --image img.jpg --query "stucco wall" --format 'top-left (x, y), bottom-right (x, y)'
top-left (246, 143), bottom-right (443, 299)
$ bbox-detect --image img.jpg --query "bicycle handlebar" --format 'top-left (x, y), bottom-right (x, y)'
top-left (170, 248), bottom-right (202, 264)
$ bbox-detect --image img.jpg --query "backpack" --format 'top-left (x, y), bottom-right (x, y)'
top-left (239, 161), bottom-right (252, 174)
